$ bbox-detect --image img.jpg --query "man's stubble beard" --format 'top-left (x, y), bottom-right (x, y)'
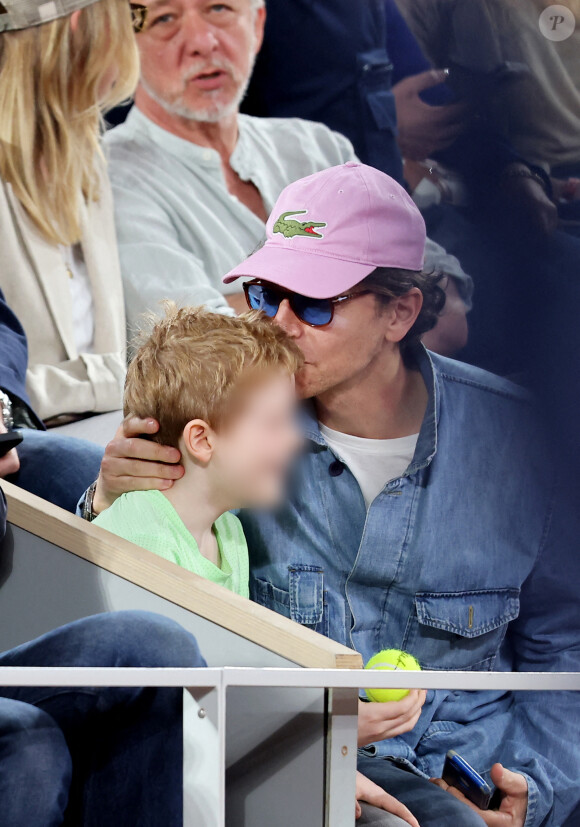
top-left (139, 50), bottom-right (256, 124)
top-left (294, 366), bottom-right (332, 402)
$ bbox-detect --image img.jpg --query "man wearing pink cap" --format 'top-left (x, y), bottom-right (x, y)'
top-left (87, 163), bottom-right (579, 827)
top-left (224, 161), bottom-right (428, 295)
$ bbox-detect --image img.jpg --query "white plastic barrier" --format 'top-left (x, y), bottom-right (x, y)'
top-left (0, 666), bottom-right (577, 827)
top-left (3, 482), bottom-right (579, 825)
top-left (1, 481), bottom-right (361, 825)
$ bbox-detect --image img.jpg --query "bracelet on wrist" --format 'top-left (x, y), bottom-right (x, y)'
top-left (81, 480), bottom-right (99, 522)
top-left (0, 390), bottom-right (14, 431)
top-left (502, 168), bottom-right (549, 194)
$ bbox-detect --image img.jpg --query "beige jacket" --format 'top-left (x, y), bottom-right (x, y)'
top-left (0, 167), bottom-right (126, 421)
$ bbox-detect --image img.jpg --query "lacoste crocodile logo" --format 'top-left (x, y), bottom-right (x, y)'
top-left (273, 210), bottom-right (327, 239)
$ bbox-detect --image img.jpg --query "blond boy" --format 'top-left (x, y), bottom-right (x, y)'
top-left (94, 305), bottom-right (302, 596)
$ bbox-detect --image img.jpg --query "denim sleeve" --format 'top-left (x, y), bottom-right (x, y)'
top-left (499, 488), bottom-right (580, 827)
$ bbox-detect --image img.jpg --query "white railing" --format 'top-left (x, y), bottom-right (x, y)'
top-left (0, 668), bottom-right (576, 827)
top-left (0, 666), bottom-right (577, 689)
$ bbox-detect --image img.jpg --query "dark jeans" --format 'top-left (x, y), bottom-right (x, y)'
top-left (358, 756), bottom-right (487, 827)
top-left (8, 427), bottom-right (103, 513)
top-left (358, 803), bottom-right (409, 825)
top-left (0, 611), bottom-right (206, 826)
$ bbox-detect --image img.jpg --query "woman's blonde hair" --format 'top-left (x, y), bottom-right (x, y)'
top-left (0, 0), bottom-right (139, 245)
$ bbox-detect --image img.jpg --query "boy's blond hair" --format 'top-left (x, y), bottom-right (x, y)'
top-left (125, 304), bottom-right (303, 449)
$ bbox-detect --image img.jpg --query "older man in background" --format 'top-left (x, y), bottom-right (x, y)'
top-left (105, 0), bottom-right (471, 355)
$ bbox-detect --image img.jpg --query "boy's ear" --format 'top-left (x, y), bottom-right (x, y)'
top-left (182, 419), bottom-right (215, 464)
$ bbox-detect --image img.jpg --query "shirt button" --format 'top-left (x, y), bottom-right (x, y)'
top-left (202, 150), bottom-right (212, 161)
top-left (329, 460), bottom-right (344, 477)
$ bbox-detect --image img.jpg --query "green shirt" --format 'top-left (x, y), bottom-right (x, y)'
top-left (94, 490), bottom-right (249, 598)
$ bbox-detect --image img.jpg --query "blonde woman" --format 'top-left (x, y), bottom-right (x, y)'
top-left (0, 13), bottom-right (208, 827)
top-left (0, 0), bottom-right (142, 510)
top-left (0, 0), bottom-right (139, 426)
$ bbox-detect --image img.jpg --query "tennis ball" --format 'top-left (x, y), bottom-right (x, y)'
top-left (364, 649), bottom-right (421, 703)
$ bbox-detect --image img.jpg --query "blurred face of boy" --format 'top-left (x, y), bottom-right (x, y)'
top-left (211, 371), bottom-right (302, 508)
top-left (136, 0), bottom-right (265, 123)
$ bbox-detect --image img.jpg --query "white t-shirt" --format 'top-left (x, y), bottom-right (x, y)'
top-left (61, 243), bottom-right (95, 354)
top-left (319, 423), bottom-right (419, 509)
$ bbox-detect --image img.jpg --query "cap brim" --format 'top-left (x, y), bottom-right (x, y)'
top-left (223, 244), bottom-right (375, 299)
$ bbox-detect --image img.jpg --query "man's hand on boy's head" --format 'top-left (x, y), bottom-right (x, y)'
top-left (430, 764), bottom-right (528, 827)
top-left (93, 416), bottom-right (184, 515)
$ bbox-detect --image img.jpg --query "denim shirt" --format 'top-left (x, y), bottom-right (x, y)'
top-left (239, 347), bottom-right (580, 827)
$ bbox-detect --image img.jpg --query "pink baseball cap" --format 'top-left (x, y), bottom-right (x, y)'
top-left (223, 162), bottom-right (426, 299)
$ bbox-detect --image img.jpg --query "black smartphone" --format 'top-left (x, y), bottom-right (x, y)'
top-left (0, 430), bottom-right (23, 458)
top-left (442, 750), bottom-right (494, 810)
top-left (444, 61), bottom-right (529, 103)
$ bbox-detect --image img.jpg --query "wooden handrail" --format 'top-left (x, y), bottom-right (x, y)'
top-left (2, 481), bottom-right (362, 669)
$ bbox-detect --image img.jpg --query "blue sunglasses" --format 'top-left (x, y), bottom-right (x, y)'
top-left (243, 280), bottom-right (369, 327)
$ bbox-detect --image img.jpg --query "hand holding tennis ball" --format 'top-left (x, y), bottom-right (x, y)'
top-left (364, 649), bottom-right (421, 703)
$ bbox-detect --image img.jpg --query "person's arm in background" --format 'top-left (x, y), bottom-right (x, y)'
top-left (25, 355), bottom-right (126, 423)
top-left (387, 0), bottom-right (557, 233)
top-left (0, 289), bottom-right (44, 476)
top-left (0, 290), bottom-right (41, 425)
top-left (385, 0), bottom-right (467, 161)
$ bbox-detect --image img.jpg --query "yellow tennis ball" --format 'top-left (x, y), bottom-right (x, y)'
top-left (364, 649), bottom-right (421, 702)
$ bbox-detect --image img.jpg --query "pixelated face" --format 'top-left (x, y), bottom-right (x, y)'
top-left (212, 370), bottom-right (302, 509)
top-left (136, 0), bottom-right (264, 122)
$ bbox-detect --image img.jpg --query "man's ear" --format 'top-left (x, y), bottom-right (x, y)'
top-left (253, 4), bottom-right (266, 55)
top-left (383, 288), bottom-right (424, 344)
top-left (182, 419), bottom-right (215, 464)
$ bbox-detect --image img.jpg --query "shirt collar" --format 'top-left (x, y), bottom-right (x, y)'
top-left (127, 106), bottom-right (249, 171)
top-left (300, 344), bottom-right (439, 479)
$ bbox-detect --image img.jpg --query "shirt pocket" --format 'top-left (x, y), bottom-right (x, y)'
top-left (403, 589), bottom-right (520, 671)
top-left (251, 565), bottom-right (329, 638)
